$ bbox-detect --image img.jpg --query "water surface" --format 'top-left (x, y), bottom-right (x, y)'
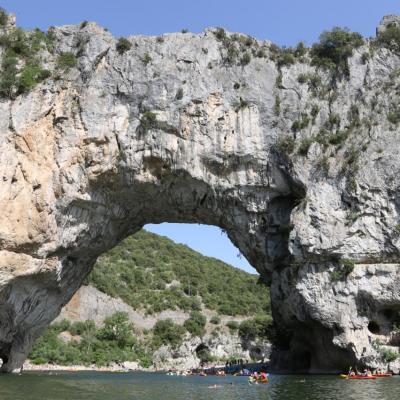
top-left (0, 371), bottom-right (398, 400)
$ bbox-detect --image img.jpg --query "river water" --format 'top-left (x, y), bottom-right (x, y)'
top-left (0, 371), bottom-right (398, 400)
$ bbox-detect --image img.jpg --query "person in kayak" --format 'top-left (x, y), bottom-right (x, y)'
top-left (260, 372), bottom-right (268, 381)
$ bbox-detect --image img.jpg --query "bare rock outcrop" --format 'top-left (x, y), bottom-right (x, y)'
top-left (0, 14), bottom-right (399, 372)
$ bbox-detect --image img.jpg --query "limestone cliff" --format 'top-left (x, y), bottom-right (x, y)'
top-left (0, 11), bottom-right (399, 372)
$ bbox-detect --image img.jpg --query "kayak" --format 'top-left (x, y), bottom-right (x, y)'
top-left (249, 378), bottom-right (269, 384)
top-left (372, 373), bottom-right (392, 378)
top-left (340, 374), bottom-right (376, 380)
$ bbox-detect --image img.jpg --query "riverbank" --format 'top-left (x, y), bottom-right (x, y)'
top-left (18, 360), bottom-right (152, 373)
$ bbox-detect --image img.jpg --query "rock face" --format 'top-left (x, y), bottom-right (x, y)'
top-left (0, 15), bottom-right (399, 372)
top-left (56, 285), bottom-right (269, 370)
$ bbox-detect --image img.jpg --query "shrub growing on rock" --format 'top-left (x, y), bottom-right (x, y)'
top-left (0, 7), bottom-right (8, 27)
top-left (56, 52), bottom-right (77, 70)
top-left (377, 24), bottom-right (400, 52)
top-left (140, 111), bottom-right (158, 132)
top-left (18, 63), bottom-right (50, 93)
top-left (142, 52), bottom-right (152, 65)
top-left (184, 311), bottom-right (206, 337)
top-left (116, 37), bottom-right (132, 55)
top-left (240, 52), bottom-right (251, 66)
top-left (311, 27), bottom-right (364, 77)
top-left (276, 135), bottom-right (295, 155)
top-left (226, 320), bottom-right (239, 332)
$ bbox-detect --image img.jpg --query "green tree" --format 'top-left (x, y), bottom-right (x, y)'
top-left (97, 312), bottom-right (135, 348)
top-left (116, 37), bottom-right (132, 55)
top-left (184, 311), bottom-right (206, 337)
top-left (311, 27), bottom-right (364, 76)
top-left (153, 319), bottom-right (185, 349)
top-left (239, 315), bottom-right (273, 341)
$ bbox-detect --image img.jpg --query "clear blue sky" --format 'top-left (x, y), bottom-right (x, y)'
top-left (145, 224), bottom-right (253, 273)
top-left (2, 0), bottom-right (398, 273)
top-left (1, 0), bottom-right (399, 46)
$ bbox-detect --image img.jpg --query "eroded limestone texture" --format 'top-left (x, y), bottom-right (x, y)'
top-left (0, 15), bottom-right (399, 372)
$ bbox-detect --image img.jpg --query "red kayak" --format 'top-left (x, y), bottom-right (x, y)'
top-left (340, 374), bottom-right (376, 380)
top-left (372, 373), bottom-right (392, 378)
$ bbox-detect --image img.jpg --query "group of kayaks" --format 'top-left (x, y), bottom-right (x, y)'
top-left (339, 373), bottom-right (393, 380)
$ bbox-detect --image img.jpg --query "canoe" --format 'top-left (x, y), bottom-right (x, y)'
top-left (340, 374), bottom-right (376, 380)
top-left (372, 373), bottom-right (392, 378)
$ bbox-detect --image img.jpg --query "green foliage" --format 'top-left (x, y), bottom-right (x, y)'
top-left (210, 315), bottom-right (221, 325)
top-left (291, 115), bottom-right (310, 132)
top-left (380, 348), bottom-right (398, 362)
top-left (377, 24), bottom-right (400, 52)
top-left (361, 52), bottom-right (370, 64)
top-left (56, 52), bottom-right (77, 70)
top-left (226, 320), bottom-right (239, 332)
top-left (116, 37), bottom-right (132, 55)
top-left (213, 29), bottom-right (259, 67)
top-left (275, 71), bottom-right (283, 88)
top-left (310, 104), bottom-right (320, 120)
top-left (276, 135), bottom-right (295, 155)
top-left (18, 63), bottom-right (50, 93)
top-left (311, 27), bottom-right (364, 77)
top-left (0, 50), bottom-right (18, 98)
top-left (387, 104), bottom-right (400, 125)
top-left (88, 230), bottom-right (270, 317)
top-left (297, 73), bottom-right (308, 84)
top-left (330, 259), bottom-right (354, 281)
top-left (318, 155), bottom-right (330, 175)
top-left (181, 29), bottom-right (189, 34)
top-left (240, 52), bottom-right (251, 66)
top-left (294, 41), bottom-right (307, 57)
top-left (0, 26), bottom-right (54, 98)
top-left (273, 96), bottom-right (281, 116)
top-left (142, 53), bottom-right (152, 65)
top-left (341, 259), bottom-right (355, 275)
top-left (153, 319), bottom-right (185, 349)
top-left (0, 8), bottom-right (8, 27)
top-left (184, 311), bottom-right (206, 337)
top-left (97, 312), bottom-right (135, 347)
top-left (140, 111), bottom-right (158, 132)
top-left (238, 315), bottom-right (273, 341)
top-left (214, 27), bottom-right (227, 41)
top-left (327, 129), bottom-right (349, 146)
top-left (269, 44), bottom-right (297, 67)
top-left (197, 347), bottom-right (214, 363)
top-left (394, 224), bottom-right (400, 235)
top-left (29, 313), bottom-right (148, 367)
top-left (326, 113), bottom-right (341, 130)
top-left (298, 137), bottom-right (314, 156)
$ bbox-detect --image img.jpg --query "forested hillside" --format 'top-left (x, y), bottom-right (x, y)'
top-left (87, 230), bottom-right (270, 316)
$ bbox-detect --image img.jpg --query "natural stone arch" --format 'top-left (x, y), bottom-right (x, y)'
top-left (1, 17), bottom-right (400, 373)
top-left (0, 86), bottom-right (302, 371)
